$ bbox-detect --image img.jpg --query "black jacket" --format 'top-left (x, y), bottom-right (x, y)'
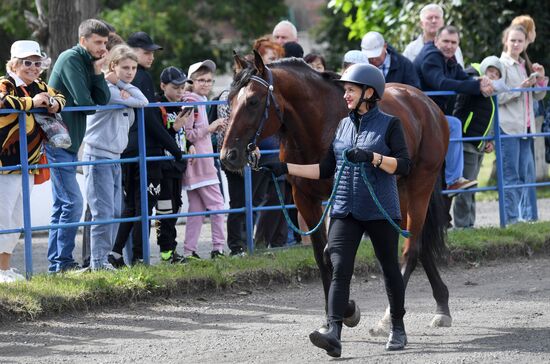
top-left (453, 65), bottom-right (494, 150)
top-left (385, 45), bottom-right (421, 89)
top-left (123, 66), bottom-right (182, 160)
top-left (414, 42), bottom-right (480, 114)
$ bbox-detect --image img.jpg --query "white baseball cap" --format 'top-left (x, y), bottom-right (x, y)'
top-left (361, 31), bottom-right (385, 58)
top-left (188, 60), bottom-right (216, 78)
top-left (343, 50), bottom-right (369, 65)
top-left (11, 40), bottom-right (43, 59)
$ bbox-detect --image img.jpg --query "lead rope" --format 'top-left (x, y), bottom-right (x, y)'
top-left (268, 149), bottom-right (411, 238)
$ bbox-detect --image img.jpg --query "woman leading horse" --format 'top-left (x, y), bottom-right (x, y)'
top-left (220, 52), bottom-right (450, 355)
top-left (262, 63), bottom-right (410, 356)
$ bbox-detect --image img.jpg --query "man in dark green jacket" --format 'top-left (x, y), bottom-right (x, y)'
top-left (46, 19), bottom-right (110, 273)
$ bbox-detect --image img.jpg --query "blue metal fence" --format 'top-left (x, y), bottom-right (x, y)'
top-left (1, 87), bottom-right (550, 278)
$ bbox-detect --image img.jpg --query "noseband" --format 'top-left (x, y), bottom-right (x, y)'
top-left (246, 66), bottom-right (284, 169)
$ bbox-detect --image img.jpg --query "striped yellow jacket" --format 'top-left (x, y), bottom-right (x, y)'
top-left (0, 75), bottom-right (66, 174)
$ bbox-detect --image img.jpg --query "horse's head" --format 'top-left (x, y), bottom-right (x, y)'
top-left (220, 51), bottom-right (284, 172)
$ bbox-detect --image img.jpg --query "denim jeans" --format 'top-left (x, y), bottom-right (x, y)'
top-left (83, 155), bottom-right (122, 269)
top-left (500, 132), bottom-right (538, 224)
top-left (45, 145), bottom-right (83, 272)
top-left (445, 116), bottom-right (465, 185)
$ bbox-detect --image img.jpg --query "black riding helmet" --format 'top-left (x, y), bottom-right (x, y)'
top-left (337, 63), bottom-right (385, 113)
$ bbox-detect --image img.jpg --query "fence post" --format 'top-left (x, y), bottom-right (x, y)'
top-left (492, 96), bottom-right (507, 227)
top-left (136, 107), bottom-right (150, 264)
top-left (244, 165), bottom-right (254, 254)
top-left (17, 113), bottom-right (33, 278)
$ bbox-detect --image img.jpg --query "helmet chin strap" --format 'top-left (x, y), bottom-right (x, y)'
top-left (353, 85), bottom-right (369, 115)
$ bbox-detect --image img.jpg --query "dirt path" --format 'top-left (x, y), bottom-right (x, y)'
top-left (1, 257), bottom-right (549, 363)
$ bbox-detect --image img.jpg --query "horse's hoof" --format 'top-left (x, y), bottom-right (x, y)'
top-left (343, 300), bottom-right (361, 328)
top-left (430, 314), bottom-right (452, 327)
top-left (369, 319), bottom-right (390, 337)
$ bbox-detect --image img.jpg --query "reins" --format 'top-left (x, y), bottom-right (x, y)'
top-left (268, 149), bottom-right (411, 238)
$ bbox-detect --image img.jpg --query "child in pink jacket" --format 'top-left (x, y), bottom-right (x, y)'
top-left (182, 60), bottom-right (226, 259)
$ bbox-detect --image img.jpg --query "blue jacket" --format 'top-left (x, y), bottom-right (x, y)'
top-left (414, 42), bottom-right (480, 114)
top-left (331, 107), bottom-right (401, 221)
top-left (385, 45), bottom-right (421, 89)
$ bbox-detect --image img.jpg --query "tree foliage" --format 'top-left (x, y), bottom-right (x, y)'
top-left (0, 0), bottom-right (287, 81)
top-left (317, 0), bottom-right (550, 69)
top-left (101, 0), bottom-right (287, 78)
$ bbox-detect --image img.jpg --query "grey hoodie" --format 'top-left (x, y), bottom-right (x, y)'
top-left (83, 80), bottom-right (148, 159)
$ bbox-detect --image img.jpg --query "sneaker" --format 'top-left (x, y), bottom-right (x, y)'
top-left (186, 251), bottom-right (202, 261)
top-left (107, 253), bottom-right (126, 268)
top-left (92, 263), bottom-right (117, 272)
top-left (59, 262), bottom-right (82, 273)
top-left (447, 177), bottom-right (477, 197)
top-left (210, 250), bottom-right (225, 259)
top-left (230, 248), bottom-right (247, 258)
top-left (0, 268), bottom-right (25, 283)
top-left (161, 250), bottom-right (188, 264)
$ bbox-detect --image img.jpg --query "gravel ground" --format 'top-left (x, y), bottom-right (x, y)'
top-left (10, 198), bottom-right (550, 274)
top-left (1, 257), bottom-right (549, 363)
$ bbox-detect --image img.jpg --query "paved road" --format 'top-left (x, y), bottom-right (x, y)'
top-left (1, 257), bottom-right (549, 363)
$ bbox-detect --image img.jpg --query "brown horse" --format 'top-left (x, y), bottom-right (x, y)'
top-left (221, 52), bottom-right (452, 334)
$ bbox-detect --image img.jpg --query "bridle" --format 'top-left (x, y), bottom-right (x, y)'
top-left (246, 66), bottom-right (284, 170)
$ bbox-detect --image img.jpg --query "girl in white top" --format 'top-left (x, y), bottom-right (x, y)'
top-left (498, 24), bottom-right (547, 224)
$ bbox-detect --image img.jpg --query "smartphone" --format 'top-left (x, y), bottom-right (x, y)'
top-left (529, 72), bottom-right (539, 80)
top-left (181, 106), bottom-right (193, 115)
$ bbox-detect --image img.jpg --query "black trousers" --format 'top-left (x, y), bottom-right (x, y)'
top-left (225, 169), bottom-right (270, 253)
top-left (254, 178), bottom-right (292, 248)
top-left (327, 215), bottom-right (405, 325)
top-left (155, 176), bottom-right (183, 252)
top-left (113, 163), bottom-right (160, 261)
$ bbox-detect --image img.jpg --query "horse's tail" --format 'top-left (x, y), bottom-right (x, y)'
top-left (420, 170), bottom-right (449, 263)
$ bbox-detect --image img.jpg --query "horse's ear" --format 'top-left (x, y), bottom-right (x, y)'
top-left (233, 50), bottom-right (247, 74)
top-left (252, 49), bottom-right (266, 76)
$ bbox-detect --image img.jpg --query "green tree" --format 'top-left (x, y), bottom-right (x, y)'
top-left (101, 0), bottom-right (287, 80)
top-left (317, 0), bottom-right (550, 68)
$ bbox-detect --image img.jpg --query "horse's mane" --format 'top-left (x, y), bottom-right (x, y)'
top-left (228, 58), bottom-right (342, 100)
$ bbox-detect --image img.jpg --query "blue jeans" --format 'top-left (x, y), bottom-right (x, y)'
top-left (500, 132), bottom-right (538, 224)
top-left (45, 145), bottom-right (83, 272)
top-left (83, 155), bottom-right (122, 269)
top-left (445, 116), bottom-right (465, 185)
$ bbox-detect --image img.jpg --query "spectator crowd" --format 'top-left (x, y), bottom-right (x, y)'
top-left (0, 4), bottom-right (547, 283)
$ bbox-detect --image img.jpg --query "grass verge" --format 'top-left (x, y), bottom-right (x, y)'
top-left (1, 221), bottom-right (549, 322)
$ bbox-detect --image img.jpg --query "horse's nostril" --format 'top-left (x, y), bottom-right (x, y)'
top-left (227, 149), bottom-right (238, 162)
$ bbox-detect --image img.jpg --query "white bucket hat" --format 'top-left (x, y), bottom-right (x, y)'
top-left (11, 40), bottom-right (43, 59)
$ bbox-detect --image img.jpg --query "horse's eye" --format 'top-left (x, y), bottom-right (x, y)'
top-left (248, 96), bottom-right (260, 107)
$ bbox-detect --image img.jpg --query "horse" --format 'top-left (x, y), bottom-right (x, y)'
top-left (220, 51), bottom-right (452, 334)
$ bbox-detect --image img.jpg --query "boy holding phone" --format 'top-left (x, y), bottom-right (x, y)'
top-left (156, 66), bottom-right (195, 263)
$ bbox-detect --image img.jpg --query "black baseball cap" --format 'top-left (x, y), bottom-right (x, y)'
top-left (160, 66), bottom-right (192, 85)
top-left (127, 31), bottom-right (163, 51)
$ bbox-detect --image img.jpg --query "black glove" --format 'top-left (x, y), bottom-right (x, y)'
top-left (345, 148), bottom-right (373, 163)
top-left (260, 162), bottom-right (288, 177)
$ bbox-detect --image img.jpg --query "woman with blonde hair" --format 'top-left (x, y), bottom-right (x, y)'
top-left (83, 44), bottom-right (148, 270)
top-left (498, 24), bottom-right (547, 224)
top-left (0, 40), bottom-right (65, 282)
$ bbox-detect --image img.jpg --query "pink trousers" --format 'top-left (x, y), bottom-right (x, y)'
top-left (184, 184), bottom-right (226, 254)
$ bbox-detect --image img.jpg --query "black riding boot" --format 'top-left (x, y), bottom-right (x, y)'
top-left (385, 320), bottom-right (408, 351)
top-left (309, 320), bottom-right (342, 357)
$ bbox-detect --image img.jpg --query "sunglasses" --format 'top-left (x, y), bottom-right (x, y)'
top-left (22, 60), bottom-right (43, 68)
